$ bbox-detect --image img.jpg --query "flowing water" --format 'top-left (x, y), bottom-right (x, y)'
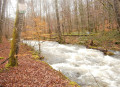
top-left (23, 40), bottom-right (120, 87)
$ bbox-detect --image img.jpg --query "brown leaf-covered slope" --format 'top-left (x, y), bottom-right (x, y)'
top-left (0, 39), bottom-right (80, 87)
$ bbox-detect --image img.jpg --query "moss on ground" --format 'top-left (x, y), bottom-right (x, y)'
top-left (106, 51), bottom-right (115, 56)
top-left (69, 81), bottom-right (81, 87)
top-left (77, 30), bottom-right (120, 51)
top-left (0, 69), bottom-right (4, 73)
top-left (32, 55), bottom-right (40, 60)
top-left (0, 67), bottom-right (9, 73)
top-left (22, 43), bottom-right (44, 60)
top-left (88, 46), bottom-right (98, 49)
top-left (0, 57), bottom-right (4, 59)
top-left (88, 46), bottom-right (115, 56)
top-left (31, 51), bottom-right (44, 60)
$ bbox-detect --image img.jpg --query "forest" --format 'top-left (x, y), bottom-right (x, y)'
top-left (0, 0), bottom-right (120, 87)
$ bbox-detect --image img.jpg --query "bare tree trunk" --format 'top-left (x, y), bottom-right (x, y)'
top-left (7, 0), bottom-right (25, 67)
top-left (74, 0), bottom-right (79, 35)
top-left (86, 0), bottom-right (90, 33)
top-left (114, 0), bottom-right (120, 32)
top-left (0, 0), bottom-right (7, 43)
top-left (55, 0), bottom-right (62, 43)
top-left (79, 0), bottom-right (84, 32)
top-left (0, 0), bottom-right (2, 18)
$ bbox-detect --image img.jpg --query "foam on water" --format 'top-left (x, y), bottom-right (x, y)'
top-left (23, 40), bottom-right (120, 87)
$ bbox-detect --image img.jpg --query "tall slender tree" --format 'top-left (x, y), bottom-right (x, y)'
top-left (7, 0), bottom-right (25, 67)
top-left (114, 0), bottom-right (120, 32)
top-left (55, 0), bottom-right (62, 43)
top-left (0, 0), bottom-right (7, 43)
top-left (74, 0), bottom-right (79, 35)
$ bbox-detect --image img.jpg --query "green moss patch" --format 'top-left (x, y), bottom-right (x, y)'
top-left (88, 46), bottom-right (98, 49)
top-left (0, 67), bottom-right (9, 73)
top-left (57, 71), bottom-right (69, 80)
top-left (0, 57), bottom-right (4, 59)
top-left (69, 81), bottom-right (81, 87)
top-left (32, 55), bottom-right (40, 60)
top-left (32, 51), bottom-right (44, 60)
top-left (106, 51), bottom-right (115, 56)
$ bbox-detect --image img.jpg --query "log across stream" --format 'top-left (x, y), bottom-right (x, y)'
top-left (23, 40), bottom-right (120, 87)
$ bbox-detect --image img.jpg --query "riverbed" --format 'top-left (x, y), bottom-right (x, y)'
top-left (23, 40), bottom-right (120, 87)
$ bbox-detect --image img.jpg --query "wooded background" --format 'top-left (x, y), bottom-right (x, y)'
top-left (0, 0), bottom-right (120, 42)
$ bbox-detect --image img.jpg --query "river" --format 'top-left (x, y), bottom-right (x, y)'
top-left (23, 40), bottom-right (120, 87)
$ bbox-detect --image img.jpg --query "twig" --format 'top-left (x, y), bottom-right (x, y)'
top-left (89, 70), bottom-right (100, 87)
top-left (0, 58), bottom-right (9, 65)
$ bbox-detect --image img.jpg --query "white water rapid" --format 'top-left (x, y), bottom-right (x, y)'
top-left (23, 40), bottom-right (120, 87)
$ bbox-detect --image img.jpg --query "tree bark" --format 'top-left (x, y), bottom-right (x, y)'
top-left (114, 0), bottom-right (120, 32)
top-left (86, 0), bottom-right (90, 33)
top-left (0, 0), bottom-right (7, 43)
top-left (55, 0), bottom-right (62, 43)
top-left (7, 0), bottom-right (25, 67)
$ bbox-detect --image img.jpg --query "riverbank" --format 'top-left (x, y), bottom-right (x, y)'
top-left (23, 40), bottom-right (120, 87)
top-left (23, 30), bottom-right (120, 52)
top-left (61, 31), bottom-right (120, 55)
top-left (0, 39), bottom-right (80, 87)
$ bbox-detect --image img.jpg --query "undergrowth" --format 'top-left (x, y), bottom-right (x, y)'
top-left (79, 30), bottom-right (120, 50)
